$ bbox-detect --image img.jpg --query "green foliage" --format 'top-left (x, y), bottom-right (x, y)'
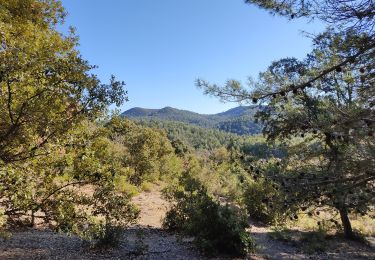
top-left (198, 0), bottom-right (374, 239)
top-left (2, 0), bottom-right (373, 254)
top-left (170, 150), bottom-right (246, 203)
top-left (243, 178), bottom-right (289, 225)
top-left (135, 119), bottom-right (243, 151)
top-left (0, 113), bottom-right (189, 243)
top-left (106, 117), bottom-right (180, 185)
top-left (163, 173), bottom-right (255, 256)
top-left (0, 0), bottom-right (134, 241)
top-left (0, 0), bottom-right (126, 164)
top-left (245, 0), bottom-right (374, 37)
top-left (251, 30), bottom-right (374, 237)
top-left (216, 116), bottom-right (261, 135)
top-left (113, 175), bottom-right (139, 197)
top-left (82, 222), bottom-right (124, 249)
top-left (140, 181), bottom-right (153, 192)
top-left (240, 136), bottom-right (287, 159)
top-left (0, 0), bottom-right (186, 247)
top-left (1, 121), bottom-right (140, 239)
top-left (0, 208), bottom-right (10, 240)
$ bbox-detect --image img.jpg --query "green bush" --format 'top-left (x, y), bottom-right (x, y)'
top-left (0, 209), bottom-right (10, 240)
top-left (83, 222), bottom-right (124, 249)
top-left (163, 174), bottom-right (255, 256)
top-left (140, 181), bottom-right (154, 192)
top-left (242, 179), bottom-right (288, 225)
top-left (78, 185), bottom-right (140, 249)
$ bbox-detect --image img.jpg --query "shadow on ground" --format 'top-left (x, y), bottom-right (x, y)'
top-left (0, 226), bottom-right (200, 260)
top-left (250, 219), bottom-right (375, 260)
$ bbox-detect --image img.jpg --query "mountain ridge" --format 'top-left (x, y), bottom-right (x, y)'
top-left (121, 106), bottom-right (262, 135)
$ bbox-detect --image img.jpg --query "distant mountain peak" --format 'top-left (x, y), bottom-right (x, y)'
top-left (121, 106), bottom-right (262, 135)
top-left (122, 106), bottom-right (255, 117)
top-left (216, 106), bottom-right (257, 117)
top-left (159, 106), bottom-right (178, 112)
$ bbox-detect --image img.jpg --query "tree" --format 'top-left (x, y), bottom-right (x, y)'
top-left (0, 0), bottom-right (126, 164)
top-left (163, 166), bottom-right (255, 256)
top-left (106, 117), bottom-right (178, 185)
top-left (197, 0), bottom-right (374, 239)
top-left (245, 0), bottom-right (374, 35)
top-left (0, 0), bottom-right (137, 244)
top-left (0, 120), bottom-right (141, 243)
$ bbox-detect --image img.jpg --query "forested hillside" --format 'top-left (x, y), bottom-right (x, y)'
top-left (134, 119), bottom-right (286, 159)
top-left (135, 119), bottom-right (242, 151)
top-left (121, 106), bottom-right (262, 135)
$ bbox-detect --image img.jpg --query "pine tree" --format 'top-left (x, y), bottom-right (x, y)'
top-left (197, 0), bottom-right (374, 238)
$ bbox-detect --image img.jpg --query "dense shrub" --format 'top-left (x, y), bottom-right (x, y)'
top-left (163, 174), bottom-right (255, 256)
top-left (243, 179), bottom-right (289, 225)
top-left (83, 222), bottom-right (124, 248)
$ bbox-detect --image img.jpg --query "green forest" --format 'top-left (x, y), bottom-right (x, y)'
top-left (0, 0), bottom-right (374, 259)
top-left (121, 106), bottom-right (263, 135)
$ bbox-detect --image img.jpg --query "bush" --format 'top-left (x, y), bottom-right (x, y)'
top-left (140, 182), bottom-right (154, 192)
top-left (0, 209), bottom-right (10, 240)
top-left (243, 179), bottom-right (288, 225)
top-left (78, 185), bottom-right (140, 249)
top-left (163, 174), bottom-right (255, 256)
top-left (83, 222), bottom-right (124, 249)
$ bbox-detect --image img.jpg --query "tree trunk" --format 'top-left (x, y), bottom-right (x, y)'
top-left (339, 207), bottom-right (354, 239)
top-left (30, 209), bottom-right (35, 227)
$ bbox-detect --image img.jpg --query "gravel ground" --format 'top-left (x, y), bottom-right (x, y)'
top-left (0, 185), bottom-right (201, 260)
top-left (0, 227), bottom-right (201, 260)
top-left (250, 219), bottom-right (375, 259)
top-left (0, 186), bottom-right (374, 259)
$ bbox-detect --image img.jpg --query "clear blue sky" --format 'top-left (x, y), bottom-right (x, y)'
top-left (60, 0), bottom-right (323, 114)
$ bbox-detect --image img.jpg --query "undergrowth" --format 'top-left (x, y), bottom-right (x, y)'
top-left (163, 173), bottom-right (255, 256)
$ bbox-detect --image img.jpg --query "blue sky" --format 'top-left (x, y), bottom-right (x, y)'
top-left (60, 0), bottom-right (323, 114)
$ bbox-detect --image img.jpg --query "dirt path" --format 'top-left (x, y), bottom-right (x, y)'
top-left (131, 185), bottom-right (170, 228)
top-left (249, 220), bottom-right (307, 259)
top-left (125, 184), bottom-right (201, 259)
top-left (0, 185), bottom-right (201, 260)
top-left (0, 186), bottom-right (373, 259)
top-left (132, 190), bottom-right (374, 260)
top-left (249, 219), bottom-right (375, 259)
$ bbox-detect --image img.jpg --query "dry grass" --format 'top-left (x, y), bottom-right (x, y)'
top-left (288, 209), bottom-right (375, 237)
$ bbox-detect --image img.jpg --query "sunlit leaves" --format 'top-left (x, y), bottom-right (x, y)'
top-left (0, 0), bottom-right (127, 164)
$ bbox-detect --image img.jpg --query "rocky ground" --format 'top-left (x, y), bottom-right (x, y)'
top-left (0, 185), bottom-right (374, 259)
top-left (0, 185), bottom-right (200, 260)
top-left (250, 220), bottom-right (375, 259)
